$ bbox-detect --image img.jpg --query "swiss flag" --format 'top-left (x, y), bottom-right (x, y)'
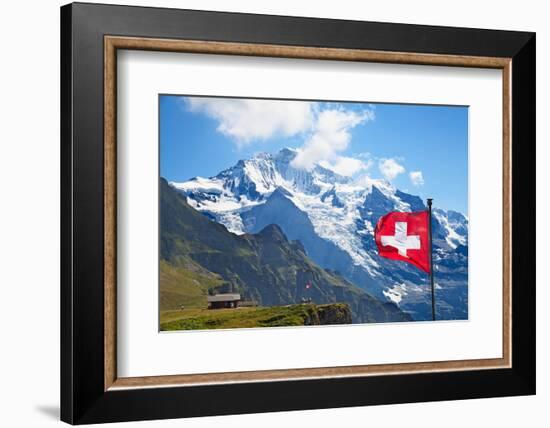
top-left (374, 211), bottom-right (431, 273)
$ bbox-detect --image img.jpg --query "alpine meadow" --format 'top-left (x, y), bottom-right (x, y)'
top-left (159, 95), bottom-right (469, 331)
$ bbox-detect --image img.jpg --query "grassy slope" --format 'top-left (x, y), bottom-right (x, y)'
top-left (160, 303), bottom-right (350, 331)
top-left (159, 260), bottom-right (224, 310)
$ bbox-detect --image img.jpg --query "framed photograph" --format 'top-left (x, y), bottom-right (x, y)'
top-left (61, 2), bottom-right (535, 424)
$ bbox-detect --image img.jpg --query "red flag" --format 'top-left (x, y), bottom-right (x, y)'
top-left (374, 210), bottom-right (431, 273)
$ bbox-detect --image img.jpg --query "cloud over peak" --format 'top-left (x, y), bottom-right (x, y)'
top-left (378, 158), bottom-right (405, 181)
top-left (409, 170), bottom-right (425, 186)
top-left (290, 107), bottom-right (374, 172)
top-left (319, 156), bottom-right (372, 177)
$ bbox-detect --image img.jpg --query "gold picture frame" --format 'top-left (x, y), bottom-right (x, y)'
top-left (103, 36), bottom-right (512, 391)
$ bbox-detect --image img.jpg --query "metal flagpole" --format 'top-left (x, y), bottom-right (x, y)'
top-left (427, 198), bottom-right (436, 321)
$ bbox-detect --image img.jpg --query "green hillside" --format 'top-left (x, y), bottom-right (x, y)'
top-left (159, 260), bottom-right (224, 310)
top-left (160, 178), bottom-right (411, 327)
top-left (161, 303), bottom-right (352, 331)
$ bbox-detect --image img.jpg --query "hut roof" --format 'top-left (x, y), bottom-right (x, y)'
top-left (207, 293), bottom-right (241, 302)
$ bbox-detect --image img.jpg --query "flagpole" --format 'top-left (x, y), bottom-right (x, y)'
top-left (427, 198), bottom-right (436, 321)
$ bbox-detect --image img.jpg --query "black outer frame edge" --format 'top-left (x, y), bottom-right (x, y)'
top-left (510, 34), bottom-right (536, 392)
top-left (60, 4), bottom-right (74, 425)
top-left (69, 1), bottom-right (533, 56)
top-left (80, 370), bottom-right (532, 425)
top-left (60, 2), bottom-right (536, 424)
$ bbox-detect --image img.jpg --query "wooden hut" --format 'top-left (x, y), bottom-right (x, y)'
top-left (207, 293), bottom-right (241, 309)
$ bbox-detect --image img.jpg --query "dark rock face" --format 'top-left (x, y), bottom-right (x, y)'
top-left (359, 186), bottom-right (395, 220)
top-left (395, 190), bottom-right (425, 211)
top-left (312, 303), bottom-right (353, 325)
top-left (320, 187), bottom-right (345, 208)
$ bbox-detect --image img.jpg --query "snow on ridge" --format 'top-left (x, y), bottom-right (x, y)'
top-left (383, 282), bottom-right (428, 306)
top-left (216, 211), bottom-right (246, 235)
top-left (383, 283), bottom-right (408, 305)
top-left (433, 209), bottom-right (467, 249)
top-left (171, 177), bottom-right (224, 194)
top-left (349, 175), bottom-right (413, 211)
top-left (353, 175), bottom-right (395, 195)
top-left (242, 158), bottom-right (285, 194)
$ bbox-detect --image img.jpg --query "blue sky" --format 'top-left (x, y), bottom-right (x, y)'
top-left (160, 95), bottom-right (468, 213)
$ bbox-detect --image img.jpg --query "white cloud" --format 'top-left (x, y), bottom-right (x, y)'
top-left (291, 108), bottom-right (374, 171)
top-left (379, 158), bottom-right (405, 181)
top-left (185, 98), bottom-right (314, 145)
top-left (185, 98), bottom-right (375, 174)
top-left (319, 156), bottom-right (371, 177)
top-left (409, 170), bottom-right (425, 186)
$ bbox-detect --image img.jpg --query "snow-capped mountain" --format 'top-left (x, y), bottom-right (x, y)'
top-left (171, 148), bottom-right (468, 320)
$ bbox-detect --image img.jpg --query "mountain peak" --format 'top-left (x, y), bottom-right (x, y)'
top-left (257, 223), bottom-right (287, 241)
top-left (274, 147), bottom-right (298, 160)
top-left (249, 147), bottom-right (297, 163)
top-left (270, 186), bottom-right (292, 198)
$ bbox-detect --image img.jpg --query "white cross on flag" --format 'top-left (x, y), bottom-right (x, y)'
top-left (374, 210), bottom-right (431, 273)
